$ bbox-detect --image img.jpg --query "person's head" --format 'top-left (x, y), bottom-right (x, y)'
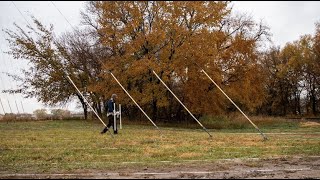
top-left (111, 94), bottom-right (117, 100)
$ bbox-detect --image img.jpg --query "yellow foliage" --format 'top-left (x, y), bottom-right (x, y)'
top-left (84, 1), bottom-right (269, 117)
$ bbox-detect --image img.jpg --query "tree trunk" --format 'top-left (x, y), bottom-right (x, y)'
top-left (76, 93), bottom-right (88, 120)
top-left (176, 104), bottom-right (183, 122)
top-left (152, 98), bottom-right (157, 122)
top-left (83, 104), bottom-right (88, 120)
top-left (296, 93), bottom-right (301, 115)
top-left (311, 89), bottom-right (317, 115)
top-left (167, 99), bottom-right (172, 122)
top-left (93, 101), bottom-right (102, 117)
top-left (294, 90), bottom-right (301, 115)
top-left (308, 78), bottom-right (317, 116)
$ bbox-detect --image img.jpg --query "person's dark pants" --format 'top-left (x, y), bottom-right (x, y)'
top-left (101, 115), bottom-right (117, 134)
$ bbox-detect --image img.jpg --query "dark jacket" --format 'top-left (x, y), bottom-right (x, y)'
top-left (105, 98), bottom-right (116, 113)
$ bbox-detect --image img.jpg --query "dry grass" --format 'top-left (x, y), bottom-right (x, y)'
top-left (300, 121), bottom-right (320, 127)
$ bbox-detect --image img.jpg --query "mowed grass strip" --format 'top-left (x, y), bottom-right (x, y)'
top-left (0, 120), bottom-right (319, 173)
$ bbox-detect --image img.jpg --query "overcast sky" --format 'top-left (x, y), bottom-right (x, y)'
top-left (0, 1), bottom-right (319, 114)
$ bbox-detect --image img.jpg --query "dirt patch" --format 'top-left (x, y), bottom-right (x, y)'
top-left (1, 156), bottom-right (319, 179)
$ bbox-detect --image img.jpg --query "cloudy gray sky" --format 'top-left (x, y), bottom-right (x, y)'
top-left (0, 1), bottom-right (319, 114)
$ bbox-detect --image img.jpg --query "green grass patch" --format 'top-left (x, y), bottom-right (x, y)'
top-left (199, 115), bottom-right (301, 130)
top-left (0, 119), bottom-right (319, 174)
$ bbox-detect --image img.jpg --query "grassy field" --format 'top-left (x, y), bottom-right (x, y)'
top-left (0, 118), bottom-right (319, 174)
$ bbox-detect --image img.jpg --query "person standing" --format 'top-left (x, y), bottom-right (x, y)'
top-left (101, 94), bottom-right (118, 134)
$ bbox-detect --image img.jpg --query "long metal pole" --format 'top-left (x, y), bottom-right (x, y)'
top-left (113, 103), bottom-right (116, 132)
top-left (152, 70), bottom-right (212, 138)
top-left (0, 98), bottom-right (5, 114)
top-left (7, 99), bottom-right (13, 113)
top-left (66, 75), bottom-right (114, 138)
top-left (109, 72), bottom-right (161, 133)
top-left (119, 104), bottom-right (122, 129)
top-left (200, 69), bottom-right (268, 140)
top-left (15, 100), bottom-right (20, 114)
top-left (20, 101), bottom-right (25, 113)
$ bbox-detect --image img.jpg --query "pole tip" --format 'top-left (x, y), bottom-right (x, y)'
top-left (103, 70), bottom-right (111, 74)
top-left (262, 136), bottom-right (268, 141)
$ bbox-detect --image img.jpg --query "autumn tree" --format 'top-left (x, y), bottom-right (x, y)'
top-left (260, 22), bottom-right (320, 116)
top-left (312, 22), bottom-right (320, 113)
top-left (260, 44), bottom-right (304, 115)
top-left (259, 47), bottom-right (285, 115)
top-left (293, 35), bottom-right (318, 115)
top-left (56, 29), bottom-right (111, 118)
top-left (5, 17), bottom-right (106, 119)
top-left (84, 1), bottom-right (270, 122)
